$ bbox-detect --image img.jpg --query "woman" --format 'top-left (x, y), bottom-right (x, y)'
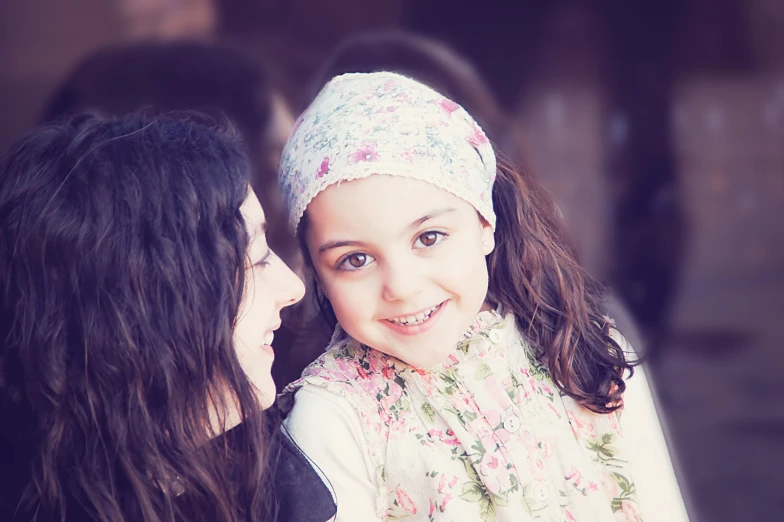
top-left (0, 112), bottom-right (335, 522)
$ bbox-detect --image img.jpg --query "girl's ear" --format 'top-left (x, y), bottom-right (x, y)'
top-left (479, 217), bottom-right (495, 256)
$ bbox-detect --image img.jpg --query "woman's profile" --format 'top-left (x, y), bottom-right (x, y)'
top-left (0, 112), bottom-right (335, 522)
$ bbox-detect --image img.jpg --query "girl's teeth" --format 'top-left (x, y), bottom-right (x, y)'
top-left (263, 332), bottom-right (274, 345)
top-left (390, 304), bottom-right (440, 325)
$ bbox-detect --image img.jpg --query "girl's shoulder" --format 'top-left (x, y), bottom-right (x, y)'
top-left (279, 328), bottom-right (402, 411)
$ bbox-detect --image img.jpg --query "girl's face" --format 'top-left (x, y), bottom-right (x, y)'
top-left (305, 175), bottom-right (495, 368)
top-left (234, 192), bottom-right (305, 409)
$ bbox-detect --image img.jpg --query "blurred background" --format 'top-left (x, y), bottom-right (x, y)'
top-left (1, 1), bottom-right (782, 520)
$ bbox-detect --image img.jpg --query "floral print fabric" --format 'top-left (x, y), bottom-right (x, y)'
top-left (278, 71), bottom-right (497, 232)
top-left (283, 311), bottom-right (642, 521)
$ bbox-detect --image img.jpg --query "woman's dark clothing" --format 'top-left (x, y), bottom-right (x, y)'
top-left (0, 422), bottom-right (335, 522)
top-left (275, 433), bottom-right (336, 522)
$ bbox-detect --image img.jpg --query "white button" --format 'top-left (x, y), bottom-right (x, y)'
top-left (488, 330), bottom-right (502, 344)
top-left (503, 415), bottom-right (520, 432)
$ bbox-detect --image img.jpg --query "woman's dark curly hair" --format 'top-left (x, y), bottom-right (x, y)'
top-left (0, 112), bottom-right (275, 521)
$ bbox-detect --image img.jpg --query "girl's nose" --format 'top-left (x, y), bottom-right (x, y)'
top-left (380, 256), bottom-right (423, 303)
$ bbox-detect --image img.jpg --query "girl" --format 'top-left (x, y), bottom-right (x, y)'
top-left (0, 113), bottom-right (334, 522)
top-left (279, 72), bottom-right (689, 521)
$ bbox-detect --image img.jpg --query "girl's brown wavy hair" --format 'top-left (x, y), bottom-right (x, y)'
top-left (298, 152), bottom-right (634, 414)
top-left (0, 112), bottom-right (276, 521)
top-left (488, 154), bottom-right (634, 413)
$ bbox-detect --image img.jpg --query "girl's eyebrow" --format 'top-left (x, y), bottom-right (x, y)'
top-left (410, 208), bottom-right (456, 229)
top-left (319, 239), bottom-right (367, 254)
top-left (318, 208), bottom-right (456, 255)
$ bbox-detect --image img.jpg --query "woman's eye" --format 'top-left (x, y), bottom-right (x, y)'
top-left (252, 250), bottom-right (273, 269)
top-left (338, 253), bottom-right (373, 271)
top-left (416, 231), bottom-right (445, 248)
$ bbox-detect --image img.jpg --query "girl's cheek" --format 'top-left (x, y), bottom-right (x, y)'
top-left (434, 240), bottom-right (482, 277)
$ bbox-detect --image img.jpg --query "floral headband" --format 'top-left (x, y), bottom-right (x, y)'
top-left (279, 71), bottom-right (497, 231)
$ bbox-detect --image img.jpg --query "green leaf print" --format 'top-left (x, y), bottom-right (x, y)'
top-left (470, 441), bottom-right (487, 457)
top-left (460, 482), bottom-right (486, 503)
top-left (611, 498), bottom-right (624, 513)
top-left (479, 497), bottom-right (497, 522)
top-left (440, 370), bottom-right (460, 395)
top-left (587, 435), bottom-right (626, 468)
top-left (598, 445), bottom-right (618, 459)
top-left (509, 473), bottom-right (519, 492)
top-left (611, 472), bottom-right (636, 497)
top-left (462, 457), bottom-right (482, 483)
top-left (475, 362), bottom-right (493, 380)
top-left (462, 410), bottom-right (478, 422)
top-left (459, 482), bottom-right (497, 521)
top-left (421, 403), bottom-right (437, 424)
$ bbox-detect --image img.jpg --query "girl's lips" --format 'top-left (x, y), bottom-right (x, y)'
top-left (381, 300), bottom-right (448, 336)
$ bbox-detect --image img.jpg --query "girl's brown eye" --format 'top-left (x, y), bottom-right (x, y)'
top-left (348, 253), bottom-right (367, 268)
top-left (419, 232), bottom-right (438, 247)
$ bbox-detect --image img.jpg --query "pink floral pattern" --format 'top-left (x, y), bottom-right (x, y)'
top-left (283, 311), bottom-right (643, 521)
top-left (278, 72), bottom-right (497, 232)
top-left (316, 156), bottom-right (330, 178)
top-left (348, 142), bottom-right (381, 164)
top-left (438, 98), bottom-right (460, 114)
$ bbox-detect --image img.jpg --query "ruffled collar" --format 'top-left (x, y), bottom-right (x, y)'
top-left (417, 304), bottom-right (508, 373)
top-left (463, 303), bottom-right (505, 340)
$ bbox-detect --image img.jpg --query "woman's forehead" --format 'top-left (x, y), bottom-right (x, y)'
top-left (241, 190), bottom-right (266, 233)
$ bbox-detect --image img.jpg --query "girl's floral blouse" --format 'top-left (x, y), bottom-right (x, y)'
top-left (282, 310), bottom-right (643, 521)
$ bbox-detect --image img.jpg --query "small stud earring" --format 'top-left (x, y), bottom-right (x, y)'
top-left (483, 239), bottom-right (490, 247)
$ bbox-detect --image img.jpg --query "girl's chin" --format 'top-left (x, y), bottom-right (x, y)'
top-left (378, 344), bottom-right (456, 370)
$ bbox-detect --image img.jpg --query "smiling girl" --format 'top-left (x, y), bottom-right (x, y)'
top-left (279, 72), bottom-right (688, 521)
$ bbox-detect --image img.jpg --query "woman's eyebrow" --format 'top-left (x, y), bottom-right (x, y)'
top-left (250, 221), bottom-right (268, 241)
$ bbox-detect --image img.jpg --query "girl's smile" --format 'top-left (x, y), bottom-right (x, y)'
top-left (381, 299), bottom-right (448, 336)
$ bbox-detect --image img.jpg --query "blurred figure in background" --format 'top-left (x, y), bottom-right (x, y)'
top-left (309, 31), bottom-right (517, 159)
